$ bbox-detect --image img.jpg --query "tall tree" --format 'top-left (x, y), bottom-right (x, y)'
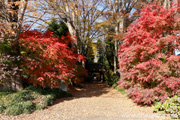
top-left (47, 19), bottom-right (69, 38)
top-left (0, 0), bottom-right (28, 90)
top-left (97, 39), bottom-right (105, 64)
top-left (103, 0), bottom-right (139, 73)
top-left (31, 0), bottom-right (107, 57)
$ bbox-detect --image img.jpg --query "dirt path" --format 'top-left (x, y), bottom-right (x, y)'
top-left (0, 83), bottom-right (170, 120)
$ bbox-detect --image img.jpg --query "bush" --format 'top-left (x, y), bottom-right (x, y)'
top-left (0, 91), bottom-right (12, 97)
top-left (118, 3), bottom-right (180, 105)
top-left (5, 101), bottom-right (35, 115)
top-left (35, 103), bottom-right (44, 110)
top-left (4, 101), bottom-right (34, 115)
top-left (17, 90), bottom-right (34, 101)
top-left (20, 30), bottom-right (86, 88)
top-left (5, 103), bottom-right (24, 116)
top-left (2, 90), bottom-right (34, 107)
top-left (154, 95), bottom-right (180, 119)
top-left (4, 94), bottom-right (24, 107)
top-left (22, 101), bottom-right (35, 114)
top-left (25, 85), bottom-right (44, 95)
top-left (0, 91), bottom-right (35, 116)
top-left (43, 94), bottom-right (55, 106)
top-left (0, 85), bottom-right (73, 116)
top-left (105, 70), bottom-right (119, 86)
top-left (0, 102), bottom-right (5, 114)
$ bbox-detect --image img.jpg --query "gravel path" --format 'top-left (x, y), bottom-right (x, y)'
top-left (0, 83), bottom-right (171, 120)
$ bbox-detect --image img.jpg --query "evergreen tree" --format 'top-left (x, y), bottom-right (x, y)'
top-left (104, 36), bottom-right (115, 71)
top-left (47, 19), bottom-right (69, 38)
top-left (97, 39), bottom-right (104, 64)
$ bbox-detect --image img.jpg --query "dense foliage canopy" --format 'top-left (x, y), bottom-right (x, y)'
top-left (20, 30), bottom-right (87, 88)
top-left (118, 3), bottom-right (180, 105)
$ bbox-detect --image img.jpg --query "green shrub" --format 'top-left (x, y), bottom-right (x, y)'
top-left (0, 91), bottom-right (12, 97)
top-left (43, 94), bottom-right (55, 106)
top-left (22, 101), bottom-right (35, 114)
top-left (17, 90), bottom-right (34, 101)
top-left (0, 90), bottom-right (36, 115)
top-left (105, 70), bottom-right (119, 86)
top-left (0, 85), bottom-right (73, 116)
top-left (26, 85), bottom-right (44, 95)
top-left (3, 90), bottom-right (34, 106)
top-left (154, 95), bottom-right (180, 119)
top-left (35, 103), bottom-right (44, 110)
top-left (0, 101), bottom-right (5, 114)
top-left (3, 94), bottom-right (24, 107)
top-left (4, 101), bottom-right (35, 116)
top-left (5, 103), bottom-right (24, 116)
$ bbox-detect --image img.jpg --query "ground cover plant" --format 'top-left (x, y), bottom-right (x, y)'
top-left (118, 3), bottom-right (180, 105)
top-left (112, 83), bottom-right (127, 95)
top-left (0, 85), bottom-right (72, 116)
top-left (154, 95), bottom-right (180, 119)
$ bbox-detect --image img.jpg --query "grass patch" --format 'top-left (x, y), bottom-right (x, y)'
top-left (113, 83), bottom-right (127, 95)
top-left (0, 85), bottom-right (72, 116)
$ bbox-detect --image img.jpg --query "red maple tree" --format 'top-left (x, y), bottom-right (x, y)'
top-left (20, 30), bottom-right (87, 88)
top-left (118, 3), bottom-right (180, 105)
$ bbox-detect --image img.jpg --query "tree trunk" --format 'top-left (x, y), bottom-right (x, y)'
top-left (0, 0), bottom-right (24, 91)
top-left (64, 2), bottom-right (78, 50)
top-left (114, 25), bottom-right (118, 74)
top-left (164, 0), bottom-right (170, 8)
top-left (66, 21), bottom-right (77, 45)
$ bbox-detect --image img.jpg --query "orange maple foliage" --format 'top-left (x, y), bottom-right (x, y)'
top-left (20, 30), bottom-right (87, 88)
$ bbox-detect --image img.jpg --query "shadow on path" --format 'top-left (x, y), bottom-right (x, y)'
top-left (54, 82), bottom-right (111, 104)
top-left (70, 82), bottom-right (111, 97)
